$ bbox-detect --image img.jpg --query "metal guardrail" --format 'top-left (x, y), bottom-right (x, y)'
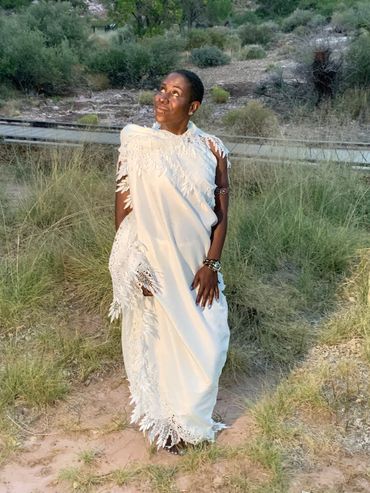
top-left (1, 118), bottom-right (369, 149)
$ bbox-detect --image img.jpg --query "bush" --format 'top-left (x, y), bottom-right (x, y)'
top-left (332, 2), bottom-right (370, 33)
top-left (190, 46), bottom-right (230, 68)
top-left (142, 35), bottom-right (183, 83)
top-left (23, 0), bottom-right (89, 54)
top-left (0, 17), bottom-right (78, 94)
top-left (85, 73), bottom-right (110, 91)
top-left (256, 0), bottom-right (300, 17)
top-left (77, 114), bottom-right (99, 125)
top-left (334, 88), bottom-right (370, 123)
top-left (88, 34), bottom-right (183, 88)
top-left (186, 28), bottom-right (228, 50)
top-left (344, 32), bottom-right (370, 89)
top-left (230, 10), bottom-right (261, 26)
top-left (191, 103), bottom-right (215, 128)
top-left (238, 45), bottom-right (267, 60)
top-left (282, 9), bottom-right (314, 32)
top-left (210, 86), bottom-right (230, 103)
top-left (138, 90), bottom-right (154, 105)
top-left (238, 22), bottom-right (276, 46)
top-left (223, 100), bottom-right (279, 136)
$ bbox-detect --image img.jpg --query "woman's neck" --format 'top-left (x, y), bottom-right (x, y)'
top-left (158, 120), bottom-right (190, 135)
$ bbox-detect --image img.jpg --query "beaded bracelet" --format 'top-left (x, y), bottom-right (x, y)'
top-left (215, 187), bottom-right (229, 195)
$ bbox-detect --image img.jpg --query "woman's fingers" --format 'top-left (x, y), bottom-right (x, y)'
top-left (196, 285), bottom-right (205, 305)
top-left (207, 288), bottom-right (215, 308)
top-left (215, 285), bottom-right (219, 301)
top-left (191, 275), bottom-right (200, 291)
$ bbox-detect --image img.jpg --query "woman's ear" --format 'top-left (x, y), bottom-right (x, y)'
top-left (188, 101), bottom-right (201, 116)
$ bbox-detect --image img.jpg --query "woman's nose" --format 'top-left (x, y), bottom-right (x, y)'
top-left (158, 91), bottom-right (168, 102)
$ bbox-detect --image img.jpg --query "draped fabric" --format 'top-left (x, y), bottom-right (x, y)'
top-left (108, 121), bottom-right (231, 448)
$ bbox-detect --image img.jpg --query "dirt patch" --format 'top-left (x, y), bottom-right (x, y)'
top-left (0, 368), bottom-right (275, 493)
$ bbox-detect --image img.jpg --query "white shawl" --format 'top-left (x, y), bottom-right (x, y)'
top-left (108, 121), bottom-right (231, 448)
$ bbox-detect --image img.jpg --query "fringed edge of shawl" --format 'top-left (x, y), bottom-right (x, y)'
top-left (131, 406), bottom-right (229, 450)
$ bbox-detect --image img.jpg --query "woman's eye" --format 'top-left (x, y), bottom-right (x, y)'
top-left (172, 91), bottom-right (179, 96)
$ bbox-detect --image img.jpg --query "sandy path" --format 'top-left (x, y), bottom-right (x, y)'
top-left (0, 368), bottom-right (273, 493)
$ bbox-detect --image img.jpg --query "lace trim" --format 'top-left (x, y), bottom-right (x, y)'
top-left (108, 213), bottom-right (161, 322)
top-left (117, 123), bottom-right (231, 210)
top-left (116, 175), bottom-right (132, 210)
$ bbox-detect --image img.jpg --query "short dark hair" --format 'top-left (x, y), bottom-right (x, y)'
top-left (172, 69), bottom-right (204, 104)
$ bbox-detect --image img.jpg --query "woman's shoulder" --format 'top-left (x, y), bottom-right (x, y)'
top-left (193, 124), bottom-right (230, 162)
top-left (120, 123), bottom-right (144, 138)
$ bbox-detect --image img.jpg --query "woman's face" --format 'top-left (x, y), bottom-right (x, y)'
top-left (154, 73), bottom-right (200, 127)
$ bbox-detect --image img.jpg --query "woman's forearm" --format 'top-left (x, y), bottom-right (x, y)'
top-left (115, 190), bottom-right (132, 231)
top-left (207, 216), bottom-right (228, 260)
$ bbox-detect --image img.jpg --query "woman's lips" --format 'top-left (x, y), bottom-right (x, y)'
top-left (155, 106), bottom-right (168, 112)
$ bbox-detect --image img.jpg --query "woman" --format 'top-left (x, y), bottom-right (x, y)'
top-left (108, 69), bottom-right (231, 455)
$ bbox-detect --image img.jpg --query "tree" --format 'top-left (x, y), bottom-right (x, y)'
top-left (207, 0), bottom-right (232, 25)
top-left (114, 0), bottom-right (181, 35)
top-left (178, 0), bottom-right (206, 29)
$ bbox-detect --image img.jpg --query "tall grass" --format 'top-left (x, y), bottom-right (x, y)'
top-left (1, 147), bottom-right (369, 433)
top-left (223, 161), bottom-right (370, 371)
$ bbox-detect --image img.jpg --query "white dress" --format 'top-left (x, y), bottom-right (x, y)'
top-left (108, 120), bottom-right (231, 448)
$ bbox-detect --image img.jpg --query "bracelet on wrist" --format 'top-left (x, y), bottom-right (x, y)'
top-left (203, 257), bottom-right (221, 272)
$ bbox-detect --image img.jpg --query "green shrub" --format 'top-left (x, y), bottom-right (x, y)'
top-left (191, 103), bottom-right (215, 128)
top-left (230, 10), bottom-right (261, 26)
top-left (224, 32), bottom-right (242, 53)
top-left (223, 100), bottom-right (279, 136)
top-left (87, 44), bottom-right (151, 87)
top-left (138, 90), bottom-right (154, 105)
top-left (85, 73), bottom-right (110, 91)
top-left (23, 0), bottom-right (89, 53)
top-left (238, 22), bottom-right (276, 46)
top-left (190, 46), bottom-right (230, 68)
top-left (344, 32), bottom-right (370, 89)
top-left (77, 114), bottom-right (99, 125)
top-left (143, 35), bottom-right (183, 82)
top-left (186, 28), bottom-right (228, 50)
top-left (334, 88), bottom-right (370, 122)
top-left (332, 2), bottom-right (370, 33)
top-left (282, 9), bottom-right (314, 32)
top-left (210, 86), bottom-right (230, 103)
top-left (256, 0), bottom-right (300, 17)
top-left (238, 45), bottom-right (267, 60)
top-left (0, 17), bottom-right (78, 94)
top-left (186, 29), bottom-right (211, 50)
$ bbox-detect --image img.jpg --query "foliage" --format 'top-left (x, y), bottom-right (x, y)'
top-left (256, 0), bottom-right (358, 17)
top-left (87, 36), bottom-right (181, 87)
top-left (0, 16), bottom-right (78, 94)
top-left (238, 22), bottom-right (276, 46)
top-left (22, 0), bottom-right (89, 53)
top-left (230, 9), bottom-right (261, 26)
top-left (334, 88), bottom-right (370, 122)
top-left (206, 0), bottom-right (232, 24)
top-left (223, 100), bottom-right (279, 136)
top-left (186, 27), bottom-right (229, 50)
top-left (332, 1), bottom-right (370, 32)
top-left (238, 45), bottom-right (267, 60)
top-left (114, 0), bottom-right (181, 35)
top-left (138, 90), bottom-right (154, 105)
top-left (256, 0), bottom-right (301, 17)
top-left (0, 0), bottom-right (30, 7)
top-left (210, 85), bottom-right (230, 103)
top-left (344, 32), bottom-right (370, 89)
top-left (282, 9), bottom-right (315, 32)
top-left (190, 45), bottom-right (230, 67)
top-left (77, 114), bottom-right (99, 125)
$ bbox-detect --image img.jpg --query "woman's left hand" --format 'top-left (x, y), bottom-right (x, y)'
top-left (191, 265), bottom-right (219, 308)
